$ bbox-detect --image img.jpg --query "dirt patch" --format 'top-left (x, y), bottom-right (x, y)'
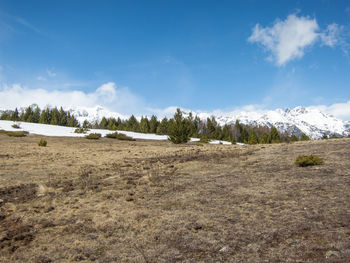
top-left (0, 183), bottom-right (37, 203)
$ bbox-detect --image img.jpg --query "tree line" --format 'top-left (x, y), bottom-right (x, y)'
top-left (1, 106), bottom-right (311, 144)
top-left (0, 105), bottom-right (79, 127)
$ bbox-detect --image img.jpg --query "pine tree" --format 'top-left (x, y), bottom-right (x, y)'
top-left (23, 106), bottom-right (34, 122)
top-left (207, 117), bottom-right (218, 139)
top-left (222, 125), bottom-right (231, 141)
top-left (291, 134), bottom-right (299, 142)
top-left (99, 117), bottom-right (108, 129)
top-left (107, 118), bottom-right (117, 130)
top-left (39, 109), bottom-right (49, 124)
top-left (149, 115), bottom-right (159, 134)
top-left (259, 131), bottom-right (271, 144)
top-left (33, 106), bottom-right (40, 123)
top-left (270, 126), bottom-right (281, 143)
top-left (300, 133), bottom-right (310, 141)
top-left (140, 116), bottom-right (150, 133)
top-left (59, 107), bottom-right (67, 126)
top-left (50, 107), bottom-right (60, 125)
top-left (168, 108), bottom-right (190, 144)
top-left (248, 131), bottom-right (258, 144)
top-left (11, 108), bottom-right (19, 121)
top-left (82, 120), bottom-right (90, 129)
top-left (214, 126), bottom-right (223, 140)
top-left (127, 115), bottom-right (140, 132)
top-left (156, 117), bottom-right (169, 134)
top-left (239, 127), bottom-right (249, 143)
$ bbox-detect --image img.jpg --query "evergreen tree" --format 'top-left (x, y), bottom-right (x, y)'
top-left (140, 116), bottom-right (150, 133)
top-left (156, 117), bottom-right (169, 135)
top-left (149, 115), bottom-right (159, 134)
top-left (107, 118), bottom-right (117, 130)
top-left (259, 132), bottom-right (271, 144)
top-left (0, 111), bottom-right (11, 120)
top-left (300, 133), bottom-right (310, 141)
top-left (248, 131), bottom-right (258, 144)
top-left (239, 127), bottom-right (249, 143)
top-left (127, 115), bottom-right (140, 132)
top-left (99, 117), bottom-right (108, 129)
top-left (214, 126), bottom-right (223, 140)
top-left (82, 120), bottom-right (91, 129)
top-left (67, 112), bottom-right (79, 127)
top-left (322, 134), bottom-right (328, 140)
top-left (207, 117), bottom-right (218, 139)
top-left (50, 107), bottom-right (60, 125)
top-left (39, 108), bottom-right (49, 124)
top-left (270, 126), bottom-right (281, 143)
top-left (168, 108), bottom-right (190, 144)
top-left (222, 125), bottom-right (231, 141)
top-left (33, 106), bottom-right (40, 123)
top-left (11, 108), bottom-right (19, 121)
top-left (291, 134), bottom-right (299, 142)
top-left (23, 106), bottom-right (34, 122)
top-left (59, 107), bottom-right (67, 126)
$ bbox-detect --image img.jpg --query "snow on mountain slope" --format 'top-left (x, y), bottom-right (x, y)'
top-left (69, 105), bottom-right (128, 124)
top-left (68, 105), bottom-right (350, 139)
top-left (195, 106), bottom-right (350, 139)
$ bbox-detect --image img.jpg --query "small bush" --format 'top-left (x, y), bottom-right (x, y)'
top-left (199, 135), bottom-right (209, 143)
top-left (38, 138), bottom-right (47, 147)
top-left (0, 130), bottom-right (28, 137)
top-left (85, 133), bottom-right (101, 140)
top-left (295, 154), bottom-right (324, 167)
top-left (106, 132), bottom-right (135, 141)
top-left (12, 124), bottom-right (20, 129)
top-left (74, 127), bottom-right (89, 134)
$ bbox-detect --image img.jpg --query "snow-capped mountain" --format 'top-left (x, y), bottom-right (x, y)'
top-left (68, 105), bottom-right (128, 125)
top-left (67, 105), bottom-right (350, 139)
top-left (1, 105), bottom-right (349, 139)
top-left (194, 106), bottom-right (350, 139)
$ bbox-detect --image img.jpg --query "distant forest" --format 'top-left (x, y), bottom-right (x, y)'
top-left (1, 105), bottom-right (311, 144)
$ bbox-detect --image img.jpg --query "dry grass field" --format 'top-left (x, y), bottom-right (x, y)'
top-left (0, 134), bottom-right (350, 262)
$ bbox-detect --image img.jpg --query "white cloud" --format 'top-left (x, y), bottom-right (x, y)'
top-left (46, 69), bottom-right (56, 77)
top-left (320, 23), bottom-right (343, 47)
top-left (311, 101), bottom-right (350, 121)
top-left (36, 76), bottom-right (46, 81)
top-left (248, 14), bottom-right (345, 66)
top-left (0, 82), bottom-right (144, 115)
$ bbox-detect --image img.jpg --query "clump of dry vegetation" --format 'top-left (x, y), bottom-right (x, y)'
top-left (295, 154), bottom-right (324, 167)
top-left (38, 138), bottom-right (47, 147)
top-left (105, 132), bottom-right (135, 141)
top-left (85, 133), bottom-right (101, 139)
top-left (11, 124), bottom-right (20, 129)
top-left (74, 127), bottom-right (89, 134)
top-left (0, 130), bottom-right (28, 137)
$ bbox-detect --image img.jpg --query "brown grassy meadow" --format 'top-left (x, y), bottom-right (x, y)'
top-left (0, 134), bottom-right (350, 262)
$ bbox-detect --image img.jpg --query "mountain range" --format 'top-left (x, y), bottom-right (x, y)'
top-left (1, 105), bottom-right (349, 139)
top-left (68, 105), bottom-right (350, 139)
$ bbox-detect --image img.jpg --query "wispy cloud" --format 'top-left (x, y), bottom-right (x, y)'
top-left (46, 69), bottom-right (56, 77)
top-left (0, 11), bottom-right (42, 33)
top-left (248, 14), bottom-right (347, 66)
top-left (36, 76), bottom-right (46, 81)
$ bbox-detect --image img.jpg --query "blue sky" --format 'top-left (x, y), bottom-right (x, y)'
top-left (0, 0), bottom-right (350, 119)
